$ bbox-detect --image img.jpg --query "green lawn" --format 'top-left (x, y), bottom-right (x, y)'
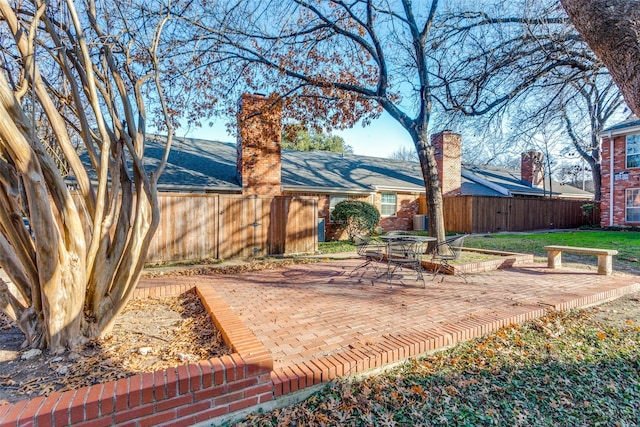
top-left (465, 231), bottom-right (640, 271)
top-left (321, 230), bottom-right (640, 271)
top-left (318, 240), bottom-right (355, 254)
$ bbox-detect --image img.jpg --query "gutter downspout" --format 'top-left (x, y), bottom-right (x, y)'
top-left (609, 132), bottom-right (614, 227)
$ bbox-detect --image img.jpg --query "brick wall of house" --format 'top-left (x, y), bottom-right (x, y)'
top-left (237, 94), bottom-right (282, 196)
top-left (521, 151), bottom-right (545, 188)
top-left (431, 131), bottom-right (462, 197)
top-left (601, 135), bottom-right (640, 226)
top-left (283, 192), bottom-right (422, 240)
top-left (374, 192), bottom-right (421, 232)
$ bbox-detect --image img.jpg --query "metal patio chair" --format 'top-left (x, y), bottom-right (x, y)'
top-left (386, 239), bottom-right (427, 288)
top-left (349, 233), bottom-right (387, 283)
top-left (430, 234), bottom-right (469, 280)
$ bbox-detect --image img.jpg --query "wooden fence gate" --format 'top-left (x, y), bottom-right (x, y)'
top-left (269, 196), bottom-right (318, 255)
top-left (218, 195), bottom-right (270, 259)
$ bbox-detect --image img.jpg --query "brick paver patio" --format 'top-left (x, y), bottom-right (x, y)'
top-left (141, 258), bottom-right (639, 397)
top-left (5, 258), bottom-right (637, 427)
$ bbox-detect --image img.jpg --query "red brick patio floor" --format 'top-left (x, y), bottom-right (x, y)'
top-left (140, 259), bottom-right (640, 398)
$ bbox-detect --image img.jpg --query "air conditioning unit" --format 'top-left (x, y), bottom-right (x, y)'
top-left (318, 218), bottom-right (325, 242)
top-left (413, 214), bottom-right (428, 231)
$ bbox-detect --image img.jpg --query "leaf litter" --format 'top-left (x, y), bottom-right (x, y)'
top-left (0, 290), bottom-right (232, 404)
top-left (234, 293), bottom-right (640, 426)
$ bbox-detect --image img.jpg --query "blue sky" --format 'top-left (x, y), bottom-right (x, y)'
top-left (177, 111), bottom-right (415, 159)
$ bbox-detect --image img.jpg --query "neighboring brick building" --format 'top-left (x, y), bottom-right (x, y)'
top-left (600, 116), bottom-right (640, 227)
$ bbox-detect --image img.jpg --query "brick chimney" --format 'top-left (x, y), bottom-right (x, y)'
top-left (236, 93), bottom-right (282, 196)
top-left (521, 151), bottom-right (544, 188)
top-left (431, 130), bottom-right (462, 196)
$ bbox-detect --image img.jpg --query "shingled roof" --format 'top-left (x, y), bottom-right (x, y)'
top-left (601, 115), bottom-right (640, 135)
top-left (132, 135), bottom-right (592, 199)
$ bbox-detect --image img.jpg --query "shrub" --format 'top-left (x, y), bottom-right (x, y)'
top-left (580, 203), bottom-right (600, 227)
top-left (332, 200), bottom-right (381, 239)
top-left (581, 203), bottom-right (598, 217)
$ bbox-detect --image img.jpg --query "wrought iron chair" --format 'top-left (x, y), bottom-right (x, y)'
top-left (386, 239), bottom-right (427, 288)
top-left (349, 233), bottom-right (387, 282)
top-left (430, 234), bottom-right (469, 280)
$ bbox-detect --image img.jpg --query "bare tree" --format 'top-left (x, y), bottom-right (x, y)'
top-left (433, 0), bottom-right (625, 200)
top-left (561, 0), bottom-right (640, 118)
top-left (0, 0), bottom-right (180, 353)
top-left (388, 146), bottom-right (419, 162)
top-left (557, 76), bottom-right (624, 200)
top-left (190, 0), bottom-right (449, 243)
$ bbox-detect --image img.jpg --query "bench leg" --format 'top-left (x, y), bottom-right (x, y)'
top-left (547, 250), bottom-right (561, 269)
top-left (597, 255), bottom-right (613, 275)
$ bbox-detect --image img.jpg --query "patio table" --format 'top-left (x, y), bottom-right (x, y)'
top-left (379, 234), bottom-right (436, 287)
top-left (379, 234), bottom-right (436, 242)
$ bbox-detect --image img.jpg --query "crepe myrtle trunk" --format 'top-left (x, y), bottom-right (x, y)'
top-left (414, 131), bottom-right (446, 245)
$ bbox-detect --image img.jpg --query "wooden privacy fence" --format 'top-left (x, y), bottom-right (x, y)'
top-left (442, 196), bottom-right (599, 233)
top-left (147, 194), bottom-right (317, 263)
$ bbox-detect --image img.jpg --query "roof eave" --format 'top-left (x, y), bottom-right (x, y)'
top-left (281, 185), bottom-right (374, 195)
top-left (510, 189), bottom-right (593, 200)
top-left (156, 184), bottom-right (241, 193)
top-left (461, 169), bottom-right (511, 196)
top-left (373, 185), bottom-right (425, 193)
top-left (599, 125), bottom-right (640, 138)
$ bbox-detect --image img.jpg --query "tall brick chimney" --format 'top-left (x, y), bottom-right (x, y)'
top-left (431, 130), bottom-right (462, 196)
top-left (236, 93), bottom-right (282, 196)
top-left (521, 151), bottom-right (544, 188)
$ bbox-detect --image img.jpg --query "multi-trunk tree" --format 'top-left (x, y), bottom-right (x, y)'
top-left (0, 0), bottom-right (184, 353)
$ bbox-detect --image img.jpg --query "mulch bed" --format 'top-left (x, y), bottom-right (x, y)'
top-left (0, 290), bottom-right (232, 405)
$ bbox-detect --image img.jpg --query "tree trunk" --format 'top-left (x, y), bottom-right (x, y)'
top-left (561, 0), bottom-right (640, 117)
top-left (0, 0), bottom-right (170, 354)
top-left (590, 160), bottom-right (601, 202)
top-left (414, 131), bottom-right (447, 245)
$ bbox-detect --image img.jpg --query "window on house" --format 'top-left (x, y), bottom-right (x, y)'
top-left (627, 188), bottom-right (640, 222)
top-left (380, 193), bottom-right (397, 216)
top-left (627, 134), bottom-right (640, 168)
top-left (329, 195), bottom-right (348, 222)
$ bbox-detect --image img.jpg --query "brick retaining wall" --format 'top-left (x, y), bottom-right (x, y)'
top-left (0, 284), bottom-right (274, 427)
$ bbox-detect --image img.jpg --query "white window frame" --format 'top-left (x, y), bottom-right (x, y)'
top-left (626, 188), bottom-right (640, 223)
top-left (380, 193), bottom-right (397, 217)
top-left (626, 134), bottom-right (640, 169)
top-left (329, 195), bottom-right (348, 222)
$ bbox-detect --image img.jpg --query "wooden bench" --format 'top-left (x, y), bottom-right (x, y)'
top-left (544, 245), bottom-right (618, 275)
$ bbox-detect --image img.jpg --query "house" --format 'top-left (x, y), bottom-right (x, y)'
top-left (147, 94), bottom-right (593, 240)
top-left (600, 115), bottom-right (640, 227)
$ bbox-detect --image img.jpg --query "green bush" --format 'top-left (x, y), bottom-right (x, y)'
top-left (580, 203), bottom-right (599, 226)
top-left (581, 203), bottom-right (598, 216)
top-left (332, 200), bottom-right (381, 239)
